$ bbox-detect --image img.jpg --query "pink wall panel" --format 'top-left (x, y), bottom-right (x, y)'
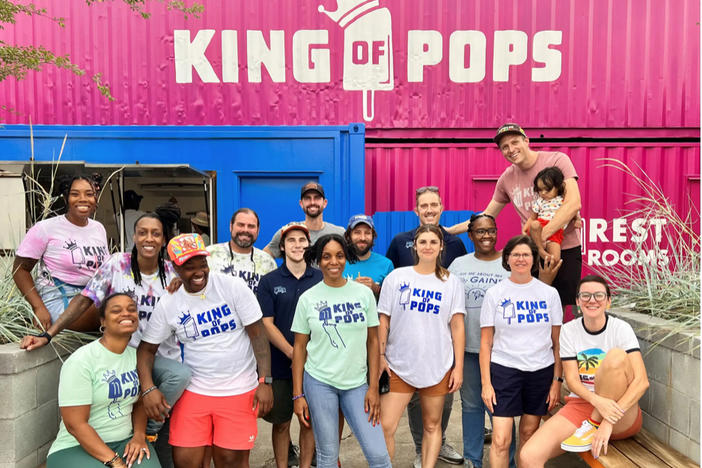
top-left (1, 0), bottom-right (698, 129)
top-left (365, 141), bottom-right (700, 267)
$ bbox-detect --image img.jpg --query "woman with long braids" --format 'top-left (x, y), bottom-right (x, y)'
top-left (21, 212), bottom-right (191, 468)
top-left (14, 175), bottom-right (109, 331)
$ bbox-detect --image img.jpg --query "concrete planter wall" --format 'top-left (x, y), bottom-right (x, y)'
top-left (0, 343), bottom-right (64, 468)
top-left (611, 309), bottom-right (700, 464)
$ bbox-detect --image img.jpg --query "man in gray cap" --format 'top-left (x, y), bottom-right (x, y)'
top-left (264, 181), bottom-right (345, 258)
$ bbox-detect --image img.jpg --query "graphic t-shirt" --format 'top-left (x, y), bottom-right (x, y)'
top-left (377, 267), bottom-right (466, 388)
top-left (343, 251), bottom-right (394, 285)
top-left (207, 243), bottom-right (277, 293)
top-left (480, 278), bottom-right (563, 371)
top-left (291, 281), bottom-right (379, 389)
top-left (493, 151), bottom-right (581, 249)
top-left (141, 272), bottom-right (263, 396)
top-left (81, 253), bottom-right (180, 360)
top-left (16, 215), bottom-right (109, 287)
top-left (49, 340), bottom-right (140, 455)
top-left (533, 195), bottom-right (565, 222)
top-left (448, 254), bottom-right (509, 353)
top-left (266, 221), bottom-right (345, 258)
top-left (560, 315), bottom-right (640, 395)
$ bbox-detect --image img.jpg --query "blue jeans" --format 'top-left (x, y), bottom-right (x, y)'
top-left (303, 371), bottom-right (391, 468)
top-left (460, 352), bottom-right (516, 468)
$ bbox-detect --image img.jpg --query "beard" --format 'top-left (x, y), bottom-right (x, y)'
top-left (233, 232), bottom-right (255, 249)
top-left (352, 242), bottom-right (372, 257)
top-left (304, 205), bottom-right (322, 218)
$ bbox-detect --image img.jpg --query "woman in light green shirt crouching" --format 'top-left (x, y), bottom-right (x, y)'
top-left (47, 293), bottom-right (160, 468)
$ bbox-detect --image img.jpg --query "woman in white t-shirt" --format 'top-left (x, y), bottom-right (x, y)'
top-left (14, 175), bottom-right (109, 331)
top-left (479, 235), bottom-right (563, 468)
top-left (378, 224), bottom-right (466, 468)
top-left (520, 275), bottom-right (648, 466)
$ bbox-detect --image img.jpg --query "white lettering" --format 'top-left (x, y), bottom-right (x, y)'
top-left (612, 218), bottom-right (627, 242)
top-left (649, 218), bottom-right (667, 243)
top-left (448, 31), bottom-right (486, 83)
top-left (247, 30), bottom-right (285, 83)
top-left (531, 30), bottom-right (562, 81)
top-left (222, 30), bottom-right (238, 83)
top-left (588, 250), bottom-right (601, 266)
top-left (589, 218), bottom-right (608, 242)
top-left (630, 218), bottom-right (647, 242)
top-left (174, 29), bottom-right (219, 83)
top-left (493, 30), bottom-right (527, 81)
top-left (292, 30), bottom-right (330, 83)
top-left (407, 30), bottom-right (442, 82)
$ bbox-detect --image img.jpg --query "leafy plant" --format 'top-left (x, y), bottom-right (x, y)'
top-left (593, 158), bottom-right (700, 331)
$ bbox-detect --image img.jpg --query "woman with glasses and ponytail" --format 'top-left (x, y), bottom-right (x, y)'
top-left (21, 212), bottom-right (191, 468)
top-left (520, 275), bottom-right (648, 467)
top-left (479, 235), bottom-right (563, 468)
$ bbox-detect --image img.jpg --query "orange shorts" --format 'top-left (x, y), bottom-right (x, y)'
top-left (169, 389), bottom-right (258, 450)
top-left (557, 396), bottom-right (643, 440)
top-left (389, 370), bottom-right (451, 397)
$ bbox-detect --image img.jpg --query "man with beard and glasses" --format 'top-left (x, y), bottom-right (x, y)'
top-left (207, 208), bottom-right (277, 294)
top-left (264, 182), bottom-right (345, 259)
top-left (342, 214), bottom-right (393, 298)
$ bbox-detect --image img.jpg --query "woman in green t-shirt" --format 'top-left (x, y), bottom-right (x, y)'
top-left (291, 234), bottom-right (391, 468)
top-left (46, 293), bottom-right (160, 468)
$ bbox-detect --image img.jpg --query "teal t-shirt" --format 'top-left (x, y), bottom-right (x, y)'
top-left (49, 340), bottom-right (140, 455)
top-left (343, 252), bottom-right (394, 285)
top-left (291, 280), bottom-right (379, 389)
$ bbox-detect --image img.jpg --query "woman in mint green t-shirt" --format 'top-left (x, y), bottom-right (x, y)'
top-left (46, 293), bottom-right (160, 468)
top-left (291, 234), bottom-right (391, 468)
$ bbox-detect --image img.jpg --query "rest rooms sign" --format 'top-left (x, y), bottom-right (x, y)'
top-left (582, 218), bottom-right (670, 267)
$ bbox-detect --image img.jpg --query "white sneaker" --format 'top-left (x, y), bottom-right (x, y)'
top-left (438, 443), bottom-right (464, 464)
top-left (413, 454), bottom-right (422, 468)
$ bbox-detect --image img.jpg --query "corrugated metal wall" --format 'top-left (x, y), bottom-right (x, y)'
top-left (1, 0), bottom-right (698, 128)
top-left (365, 141), bottom-right (700, 262)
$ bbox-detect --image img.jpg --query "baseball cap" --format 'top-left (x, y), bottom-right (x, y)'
top-left (347, 214), bottom-right (375, 230)
top-left (300, 181), bottom-right (325, 199)
top-left (494, 123), bottom-right (527, 145)
top-left (167, 233), bottom-right (210, 266)
top-left (280, 222), bottom-right (310, 241)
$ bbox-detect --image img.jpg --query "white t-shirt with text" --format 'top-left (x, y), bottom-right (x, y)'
top-left (480, 278), bottom-right (563, 371)
top-left (141, 272), bottom-right (262, 396)
top-left (378, 267), bottom-right (466, 388)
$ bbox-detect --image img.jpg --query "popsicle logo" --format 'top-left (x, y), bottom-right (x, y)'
top-left (318, 0), bottom-right (394, 121)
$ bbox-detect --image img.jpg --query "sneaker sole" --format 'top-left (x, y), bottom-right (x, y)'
top-left (560, 442), bottom-right (592, 453)
top-left (437, 456), bottom-right (464, 465)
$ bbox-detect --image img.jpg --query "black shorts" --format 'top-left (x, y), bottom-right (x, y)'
top-left (490, 362), bottom-right (554, 417)
top-left (552, 245), bottom-right (582, 306)
top-left (263, 379), bottom-right (294, 425)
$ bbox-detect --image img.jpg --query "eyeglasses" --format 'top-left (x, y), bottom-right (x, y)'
top-left (473, 228), bottom-right (497, 236)
top-left (416, 186), bottom-right (439, 195)
top-left (509, 253), bottom-right (532, 259)
top-left (577, 292), bottom-right (608, 302)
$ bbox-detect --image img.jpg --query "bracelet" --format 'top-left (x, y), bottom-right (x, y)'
top-left (34, 331), bottom-right (52, 343)
top-left (104, 453), bottom-right (121, 467)
top-left (141, 386), bottom-right (158, 398)
top-left (292, 393), bottom-right (305, 401)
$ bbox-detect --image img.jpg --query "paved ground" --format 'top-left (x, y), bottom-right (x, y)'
top-left (249, 393), bottom-right (589, 468)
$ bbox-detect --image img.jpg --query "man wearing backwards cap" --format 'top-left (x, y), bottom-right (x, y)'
top-left (449, 123), bottom-right (582, 312)
top-left (343, 214), bottom-right (393, 298)
top-left (257, 223), bottom-right (322, 468)
top-left (263, 181), bottom-right (345, 259)
top-left (137, 233), bottom-right (273, 467)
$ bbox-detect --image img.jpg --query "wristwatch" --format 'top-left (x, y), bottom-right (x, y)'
top-left (554, 376), bottom-right (564, 383)
top-left (258, 376), bottom-right (273, 384)
top-left (104, 453), bottom-right (121, 467)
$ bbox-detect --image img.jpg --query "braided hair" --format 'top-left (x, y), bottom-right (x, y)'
top-left (130, 212), bottom-right (168, 288)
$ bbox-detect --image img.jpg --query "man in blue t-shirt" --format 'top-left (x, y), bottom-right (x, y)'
top-left (257, 223), bottom-right (322, 468)
top-left (384, 186), bottom-right (466, 467)
top-left (342, 214), bottom-right (394, 299)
